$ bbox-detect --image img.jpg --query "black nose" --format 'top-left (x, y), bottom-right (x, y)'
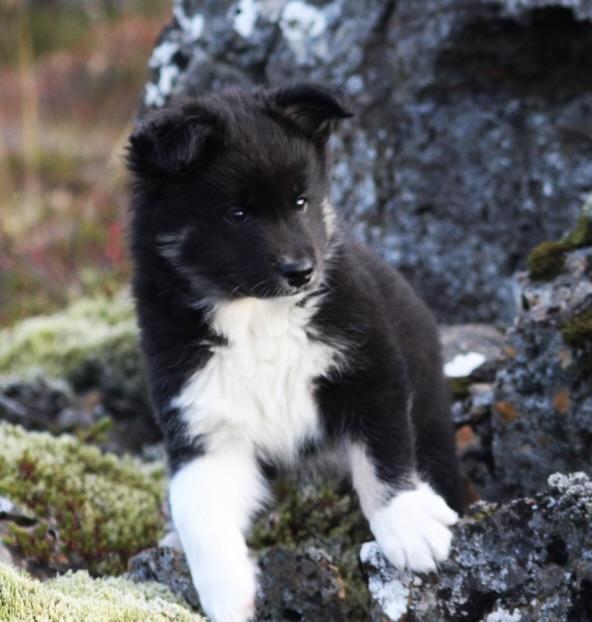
top-left (278, 258), bottom-right (314, 288)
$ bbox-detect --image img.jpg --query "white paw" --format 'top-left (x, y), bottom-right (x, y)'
top-left (188, 549), bottom-right (257, 622)
top-left (370, 482), bottom-right (458, 573)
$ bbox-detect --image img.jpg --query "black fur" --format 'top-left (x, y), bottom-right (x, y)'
top-left (127, 83), bottom-right (464, 513)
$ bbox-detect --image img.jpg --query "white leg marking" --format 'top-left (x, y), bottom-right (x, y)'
top-left (169, 443), bottom-right (268, 622)
top-left (370, 482), bottom-right (458, 573)
top-left (348, 442), bottom-right (389, 518)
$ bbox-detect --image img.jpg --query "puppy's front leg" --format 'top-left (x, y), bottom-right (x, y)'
top-left (169, 442), bottom-right (267, 622)
top-left (348, 440), bottom-right (458, 573)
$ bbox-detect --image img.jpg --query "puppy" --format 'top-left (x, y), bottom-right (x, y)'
top-left (127, 83), bottom-right (463, 622)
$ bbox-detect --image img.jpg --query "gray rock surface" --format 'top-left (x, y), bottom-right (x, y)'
top-left (128, 545), bottom-right (352, 621)
top-left (140, 0), bottom-right (592, 322)
top-left (0, 375), bottom-right (159, 456)
top-left (0, 496), bottom-right (37, 572)
top-left (128, 546), bottom-right (200, 610)
top-left (491, 243), bottom-right (592, 499)
top-left (362, 471), bottom-right (592, 622)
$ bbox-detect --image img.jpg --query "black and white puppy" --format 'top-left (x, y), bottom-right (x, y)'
top-left (127, 83), bottom-right (463, 622)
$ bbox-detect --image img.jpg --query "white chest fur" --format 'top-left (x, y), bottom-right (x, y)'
top-left (173, 296), bottom-right (342, 461)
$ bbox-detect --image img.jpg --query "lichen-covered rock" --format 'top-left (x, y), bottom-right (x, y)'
top-left (527, 199), bottom-right (592, 281)
top-left (362, 472), bottom-right (592, 621)
top-left (129, 545), bottom-right (353, 621)
top-left (140, 0), bottom-right (592, 322)
top-left (0, 292), bottom-right (160, 448)
top-left (0, 422), bottom-right (166, 575)
top-left (256, 546), bottom-right (349, 621)
top-left (0, 561), bottom-right (197, 622)
top-left (491, 218), bottom-right (592, 499)
top-left (128, 546), bottom-right (200, 611)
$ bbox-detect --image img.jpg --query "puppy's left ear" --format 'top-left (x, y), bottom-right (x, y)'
top-left (269, 83), bottom-right (353, 141)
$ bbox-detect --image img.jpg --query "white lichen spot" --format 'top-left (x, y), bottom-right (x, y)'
top-left (360, 542), bottom-right (412, 621)
top-left (149, 41), bottom-right (180, 69)
top-left (280, 0), bottom-right (327, 43)
top-left (444, 352), bottom-right (486, 378)
top-left (145, 40), bottom-right (183, 106)
top-left (346, 75), bottom-right (364, 95)
top-left (173, 3), bottom-right (204, 41)
top-left (373, 577), bottom-right (410, 621)
top-left (144, 83), bottom-right (164, 107)
top-left (485, 607), bottom-right (522, 622)
top-left (547, 471), bottom-right (589, 492)
top-left (232, 0), bottom-right (259, 38)
top-left (158, 65), bottom-right (181, 99)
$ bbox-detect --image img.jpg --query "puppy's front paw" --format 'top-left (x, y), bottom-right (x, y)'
top-left (370, 482), bottom-right (458, 573)
top-left (192, 553), bottom-right (257, 622)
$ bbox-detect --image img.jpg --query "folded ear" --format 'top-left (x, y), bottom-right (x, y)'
top-left (269, 83), bottom-right (353, 141)
top-left (126, 105), bottom-right (218, 180)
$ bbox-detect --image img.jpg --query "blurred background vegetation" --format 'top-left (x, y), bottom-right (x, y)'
top-left (0, 0), bottom-right (169, 326)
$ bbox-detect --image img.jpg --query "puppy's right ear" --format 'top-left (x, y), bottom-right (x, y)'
top-left (126, 106), bottom-right (218, 180)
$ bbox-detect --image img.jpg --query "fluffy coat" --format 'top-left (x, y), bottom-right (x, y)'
top-left (127, 83), bottom-right (463, 622)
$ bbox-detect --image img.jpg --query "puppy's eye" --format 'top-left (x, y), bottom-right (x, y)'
top-left (295, 196), bottom-right (308, 212)
top-left (225, 207), bottom-right (249, 225)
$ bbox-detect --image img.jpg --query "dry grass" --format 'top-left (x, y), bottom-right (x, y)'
top-left (0, 1), bottom-right (170, 325)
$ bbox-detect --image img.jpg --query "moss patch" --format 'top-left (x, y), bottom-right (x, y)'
top-left (0, 423), bottom-right (165, 575)
top-left (449, 376), bottom-right (472, 401)
top-left (0, 562), bottom-right (196, 622)
top-left (527, 240), bottom-right (570, 281)
top-left (0, 292), bottom-right (145, 410)
top-left (562, 308), bottom-right (592, 348)
top-left (528, 208), bottom-right (592, 281)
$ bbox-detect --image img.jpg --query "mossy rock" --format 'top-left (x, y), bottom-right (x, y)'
top-left (562, 308), bottom-right (592, 348)
top-left (0, 562), bottom-right (197, 622)
top-left (527, 240), bottom-right (570, 281)
top-left (0, 292), bottom-right (147, 415)
top-left (562, 307), bottom-right (592, 375)
top-left (528, 205), bottom-right (592, 282)
top-left (0, 423), bottom-right (166, 575)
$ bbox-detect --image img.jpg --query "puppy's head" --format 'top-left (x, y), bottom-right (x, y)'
top-left (127, 83), bottom-right (351, 304)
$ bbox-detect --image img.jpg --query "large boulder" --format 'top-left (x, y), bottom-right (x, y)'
top-left (491, 213), bottom-right (592, 499)
top-left (447, 208), bottom-right (592, 501)
top-left (362, 472), bottom-right (592, 622)
top-left (140, 0), bottom-right (592, 322)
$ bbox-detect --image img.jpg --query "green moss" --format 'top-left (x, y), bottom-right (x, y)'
top-left (527, 240), bottom-right (570, 281)
top-left (250, 477), bottom-right (368, 549)
top-left (0, 291), bottom-right (145, 407)
top-left (528, 205), bottom-right (592, 281)
top-left (565, 210), bottom-right (592, 248)
top-left (562, 308), bottom-right (592, 348)
top-left (0, 562), bottom-right (197, 622)
top-left (562, 308), bottom-right (592, 375)
top-left (0, 423), bottom-right (165, 575)
top-left (449, 376), bottom-right (472, 401)
top-left (249, 476), bottom-right (370, 618)
top-left (75, 416), bottom-right (113, 445)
